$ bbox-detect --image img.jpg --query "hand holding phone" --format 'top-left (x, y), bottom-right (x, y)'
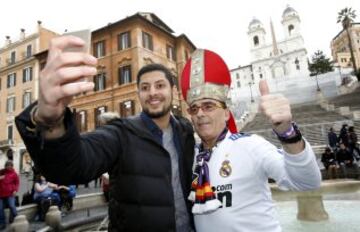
top-left (62, 29), bottom-right (92, 83)
top-left (63, 29), bottom-right (91, 53)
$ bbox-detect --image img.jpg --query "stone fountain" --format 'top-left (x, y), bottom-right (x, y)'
top-left (271, 179), bottom-right (360, 231)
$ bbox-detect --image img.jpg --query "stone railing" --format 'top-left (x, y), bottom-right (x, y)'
top-left (5, 192), bottom-right (107, 223)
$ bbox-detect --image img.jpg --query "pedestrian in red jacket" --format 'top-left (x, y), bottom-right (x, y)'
top-left (0, 160), bottom-right (19, 229)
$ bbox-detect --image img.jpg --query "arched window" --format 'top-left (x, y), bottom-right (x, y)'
top-left (288, 25), bottom-right (294, 35)
top-left (295, 58), bottom-right (300, 70)
top-left (253, 36), bottom-right (259, 46)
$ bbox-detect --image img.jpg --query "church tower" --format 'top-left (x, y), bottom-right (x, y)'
top-left (281, 5), bottom-right (301, 38)
top-left (248, 18), bottom-right (266, 49)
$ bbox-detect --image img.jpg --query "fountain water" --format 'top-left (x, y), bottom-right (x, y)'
top-left (272, 179), bottom-right (360, 231)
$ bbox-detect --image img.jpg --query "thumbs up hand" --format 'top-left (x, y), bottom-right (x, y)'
top-left (258, 80), bottom-right (292, 134)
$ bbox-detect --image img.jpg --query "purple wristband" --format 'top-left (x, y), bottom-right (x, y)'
top-left (273, 124), bottom-right (295, 139)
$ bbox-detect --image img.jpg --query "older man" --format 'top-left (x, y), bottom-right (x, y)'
top-left (181, 49), bottom-right (321, 232)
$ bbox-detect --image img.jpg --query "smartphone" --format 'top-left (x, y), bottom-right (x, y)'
top-left (63, 29), bottom-right (92, 83)
top-left (63, 29), bottom-right (91, 53)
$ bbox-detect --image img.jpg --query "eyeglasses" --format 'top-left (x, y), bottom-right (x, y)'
top-left (187, 101), bottom-right (225, 115)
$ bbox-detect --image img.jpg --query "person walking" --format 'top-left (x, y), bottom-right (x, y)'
top-left (0, 160), bottom-right (19, 229)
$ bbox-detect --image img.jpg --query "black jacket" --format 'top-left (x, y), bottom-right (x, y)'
top-left (15, 103), bottom-right (195, 231)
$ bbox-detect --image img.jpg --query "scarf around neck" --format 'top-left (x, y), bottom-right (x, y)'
top-left (188, 128), bottom-right (228, 214)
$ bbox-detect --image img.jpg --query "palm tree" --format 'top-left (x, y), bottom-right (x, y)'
top-left (337, 7), bottom-right (358, 80)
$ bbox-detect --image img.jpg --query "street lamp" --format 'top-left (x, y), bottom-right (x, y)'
top-left (315, 74), bottom-right (320, 91)
top-left (248, 81), bottom-right (255, 103)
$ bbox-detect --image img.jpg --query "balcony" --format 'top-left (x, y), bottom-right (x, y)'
top-left (0, 139), bottom-right (14, 149)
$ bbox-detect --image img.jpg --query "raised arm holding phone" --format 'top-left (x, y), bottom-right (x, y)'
top-left (33, 35), bottom-right (97, 138)
top-left (15, 34), bottom-right (196, 231)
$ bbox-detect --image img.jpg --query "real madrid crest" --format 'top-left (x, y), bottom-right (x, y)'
top-left (219, 160), bottom-right (232, 177)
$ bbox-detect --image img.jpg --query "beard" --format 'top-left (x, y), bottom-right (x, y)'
top-left (143, 103), bottom-right (172, 119)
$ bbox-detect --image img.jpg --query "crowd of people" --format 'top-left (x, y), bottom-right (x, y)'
top-left (0, 31), bottom-right (357, 231)
top-left (322, 124), bottom-right (360, 179)
top-left (14, 32), bottom-right (321, 232)
top-left (0, 162), bottom-right (79, 230)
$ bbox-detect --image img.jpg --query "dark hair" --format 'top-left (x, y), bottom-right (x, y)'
top-left (5, 160), bottom-right (13, 167)
top-left (137, 63), bottom-right (174, 87)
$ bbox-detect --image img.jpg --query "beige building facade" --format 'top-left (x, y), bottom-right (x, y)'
top-left (0, 22), bottom-right (57, 172)
top-left (331, 23), bottom-right (360, 69)
top-left (69, 12), bottom-right (196, 133)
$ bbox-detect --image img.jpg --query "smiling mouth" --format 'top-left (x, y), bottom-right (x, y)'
top-left (198, 122), bottom-right (210, 127)
top-left (147, 99), bottom-right (162, 105)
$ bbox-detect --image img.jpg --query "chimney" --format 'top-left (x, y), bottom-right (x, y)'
top-left (37, 20), bottom-right (42, 32)
top-left (5, 36), bottom-right (11, 46)
top-left (20, 28), bottom-right (25, 40)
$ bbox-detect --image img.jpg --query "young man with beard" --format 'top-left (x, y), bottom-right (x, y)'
top-left (15, 36), bottom-right (195, 231)
top-left (181, 49), bottom-right (321, 232)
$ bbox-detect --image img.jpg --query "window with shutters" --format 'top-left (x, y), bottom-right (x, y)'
top-left (118, 65), bottom-right (132, 85)
top-left (142, 31), bottom-right (153, 50)
top-left (26, 45), bottom-right (32, 58)
top-left (166, 45), bottom-right (176, 61)
top-left (22, 91), bottom-right (32, 108)
top-left (23, 67), bottom-right (33, 82)
top-left (76, 110), bottom-right (87, 132)
top-left (94, 106), bottom-right (107, 127)
top-left (94, 73), bottom-right (106, 91)
top-left (94, 41), bottom-right (106, 58)
top-left (118, 31), bottom-right (131, 50)
top-left (7, 96), bottom-right (15, 113)
top-left (7, 73), bottom-right (16, 88)
top-left (10, 51), bottom-right (16, 64)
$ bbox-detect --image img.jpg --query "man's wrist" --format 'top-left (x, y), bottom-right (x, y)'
top-left (273, 123), bottom-right (295, 138)
top-left (273, 122), bottom-right (302, 144)
top-left (30, 105), bottom-right (65, 132)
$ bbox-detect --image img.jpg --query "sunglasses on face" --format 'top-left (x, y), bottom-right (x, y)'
top-left (187, 101), bottom-right (225, 115)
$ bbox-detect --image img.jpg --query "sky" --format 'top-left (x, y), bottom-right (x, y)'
top-left (1, 0), bottom-right (359, 69)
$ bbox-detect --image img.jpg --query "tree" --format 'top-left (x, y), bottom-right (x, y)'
top-left (337, 7), bottom-right (359, 81)
top-left (308, 50), bottom-right (334, 91)
top-left (309, 50), bottom-right (334, 76)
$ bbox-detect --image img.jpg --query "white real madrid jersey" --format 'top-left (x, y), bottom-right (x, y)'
top-left (193, 132), bottom-right (321, 232)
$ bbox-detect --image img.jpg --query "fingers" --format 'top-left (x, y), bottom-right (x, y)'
top-left (259, 94), bottom-right (292, 125)
top-left (60, 81), bottom-right (95, 97)
top-left (53, 66), bottom-right (97, 85)
top-left (259, 80), bottom-right (270, 96)
top-left (40, 36), bottom-right (98, 103)
top-left (49, 52), bottom-right (97, 71)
